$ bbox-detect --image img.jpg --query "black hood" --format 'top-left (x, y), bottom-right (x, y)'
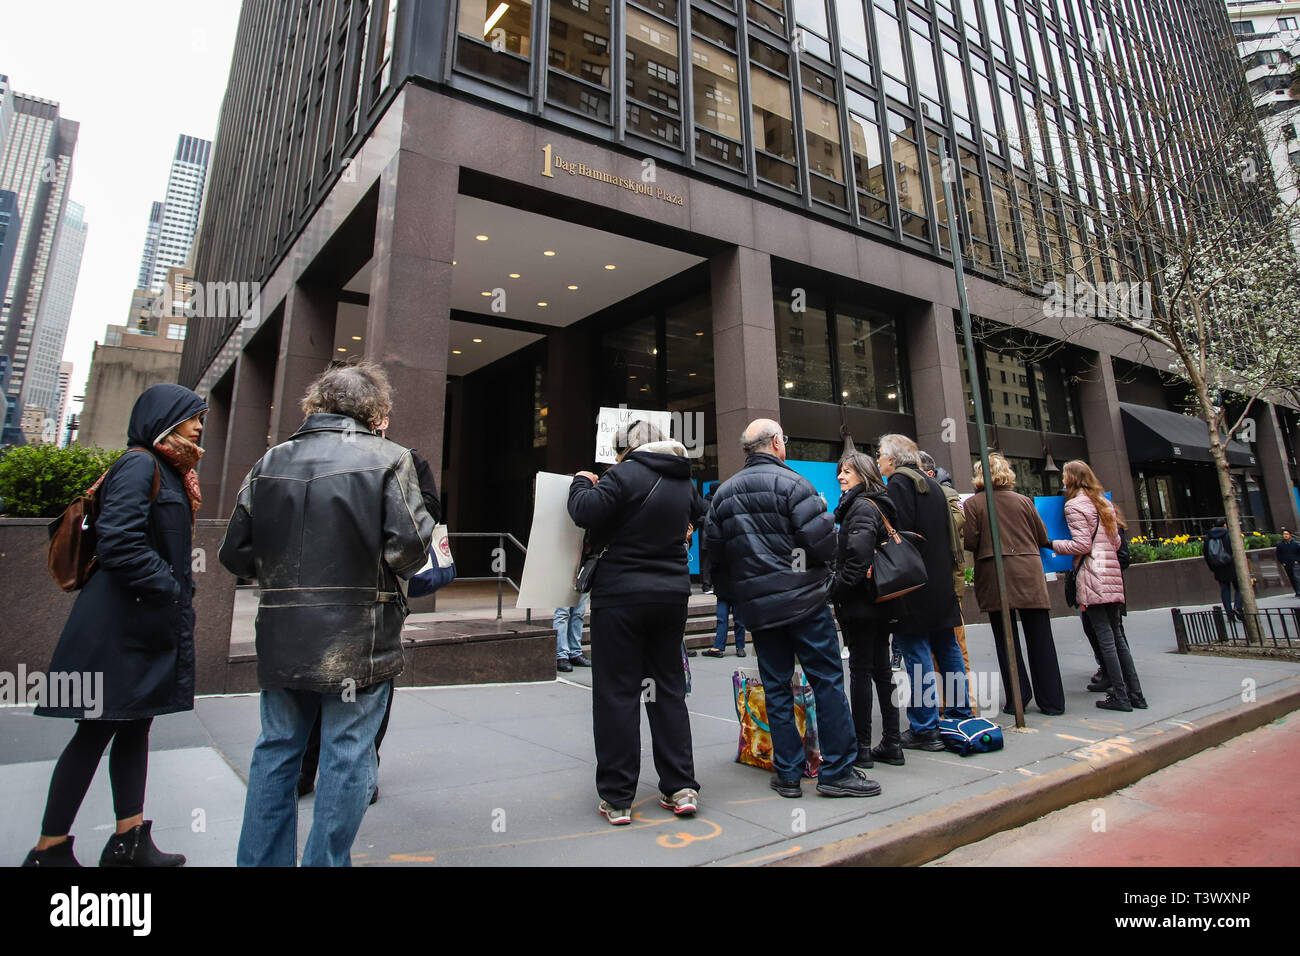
top-left (626, 449), bottom-right (693, 478)
top-left (935, 467), bottom-right (954, 488)
top-left (1206, 527), bottom-right (1230, 541)
top-left (835, 482), bottom-right (896, 523)
top-left (127, 383), bottom-right (207, 448)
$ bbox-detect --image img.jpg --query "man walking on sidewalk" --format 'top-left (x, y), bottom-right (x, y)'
top-left (706, 419), bottom-right (880, 799)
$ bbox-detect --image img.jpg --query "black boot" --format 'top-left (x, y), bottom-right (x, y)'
top-left (21, 836), bottom-right (81, 867)
top-left (870, 741), bottom-right (906, 765)
top-left (100, 821), bottom-right (186, 867)
top-left (1086, 668), bottom-right (1111, 693)
top-left (1095, 694), bottom-right (1132, 713)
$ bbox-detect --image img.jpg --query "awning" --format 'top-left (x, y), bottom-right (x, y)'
top-left (1120, 402), bottom-right (1256, 467)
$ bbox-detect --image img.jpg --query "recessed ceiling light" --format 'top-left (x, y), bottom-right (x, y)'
top-left (887, 392), bottom-right (897, 399)
top-left (543, 250), bottom-right (556, 256)
top-left (475, 234), bottom-right (489, 241)
top-left (629, 375), bottom-right (637, 380)
top-left (351, 335), bottom-right (362, 341)
top-left (452, 260), bottom-right (457, 265)
top-left (689, 372), bottom-right (697, 377)
top-left (473, 337), bottom-right (483, 343)
top-left (695, 331), bottom-right (704, 336)
top-left (604, 264), bottom-right (616, 270)
top-left (640, 386), bottom-right (648, 392)
top-left (784, 381), bottom-right (794, 389)
top-left (480, 291), bottom-right (492, 296)
top-left (508, 273), bottom-right (520, 278)
top-left (452, 349), bottom-right (462, 354)
top-left (537, 301), bottom-right (548, 307)
top-left (567, 285), bottom-right (579, 290)
top-left (337, 347), bottom-right (347, 352)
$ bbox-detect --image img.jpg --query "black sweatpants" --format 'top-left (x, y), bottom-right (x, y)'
top-left (41, 718), bottom-right (153, 836)
top-left (590, 602), bottom-right (698, 808)
top-left (989, 608), bottom-right (1065, 714)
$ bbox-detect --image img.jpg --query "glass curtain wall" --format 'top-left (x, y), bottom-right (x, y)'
top-left (449, 0), bottom-right (1210, 292)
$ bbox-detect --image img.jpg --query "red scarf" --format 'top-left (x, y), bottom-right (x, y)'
top-left (154, 432), bottom-right (204, 522)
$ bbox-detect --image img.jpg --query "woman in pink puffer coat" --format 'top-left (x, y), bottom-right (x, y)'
top-left (1051, 461), bottom-right (1147, 713)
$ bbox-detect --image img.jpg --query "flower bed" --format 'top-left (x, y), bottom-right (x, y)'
top-left (1127, 531), bottom-right (1282, 565)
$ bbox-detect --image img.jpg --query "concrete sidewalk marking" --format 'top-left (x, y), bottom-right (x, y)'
top-left (656, 817), bottom-right (722, 848)
top-left (729, 845), bottom-right (803, 866)
top-left (1015, 768), bottom-right (1036, 776)
top-left (1056, 733), bottom-right (1100, 744)
top-left (555, 677), bottom-right (591, 691)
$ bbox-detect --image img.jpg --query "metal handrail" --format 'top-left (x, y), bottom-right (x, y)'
top-left (445, 532), bottom-right (529, 621)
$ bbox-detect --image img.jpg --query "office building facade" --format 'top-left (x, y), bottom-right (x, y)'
top-left (181, 0), bottom-right (1300, 543)
top-left (139, 136), bottom-right (211, 293)
top-left (25, 199), bottom-right (86, 421)
top-left (0, 88), bottom-right (78, 415)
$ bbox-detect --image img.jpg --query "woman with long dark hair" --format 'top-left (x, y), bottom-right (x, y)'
top-left (830, 450), bottom-right (904, 767)
top-left (22, 383), bottom-right (206, 867)
top-left (1051, 460), bottom-right (1147, 712)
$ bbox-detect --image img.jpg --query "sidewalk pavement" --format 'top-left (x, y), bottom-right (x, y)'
top-left (3, 594), bottom-right (1298, 867)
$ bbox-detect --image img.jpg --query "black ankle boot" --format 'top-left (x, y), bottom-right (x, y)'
top-left (870, 741), bottom-right (906, 766)
top-left (21, 836), bottom-right (81, 867)
top-left (1095, 694), bottom-right (1132, 713)
top-left (100, 821), bottom-right (186, 867)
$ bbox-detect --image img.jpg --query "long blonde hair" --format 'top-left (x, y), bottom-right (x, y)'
top-left (1061, 460), bottom-right (1125, 539)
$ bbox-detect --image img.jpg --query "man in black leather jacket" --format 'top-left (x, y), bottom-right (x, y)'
top-left (707, 419), bottom-right (880, 799)
top-left (220, 362), bottom-right (433, 866)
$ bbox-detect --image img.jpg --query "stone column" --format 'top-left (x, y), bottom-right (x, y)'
top-left (712, 246), bottom-right (780, 480)
top-left (197, 384), bottom-right (230, 518)
top-left (907, 304), bottom-right (974, 490)
top-left (364, 150), bottom-right (457, 476)
top-left (1076, 355), bottom-right (1138, 522)
top-left (1256, 402), bottom-right (1300, 532)
top-left (218, 346), bottom-right (275, 517)
top-left (269, 282), bottom-right (337, 443)
top-left (546, 324), bottom-right (596, 474)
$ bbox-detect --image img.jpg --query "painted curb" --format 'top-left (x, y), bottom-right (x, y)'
top-left (768, 686), bottom-right (1300, 867)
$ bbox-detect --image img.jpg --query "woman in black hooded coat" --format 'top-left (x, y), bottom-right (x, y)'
top-left (831, 451), bottom-right (905, 769)
top-left (22, 383), bottom-right (207, 868)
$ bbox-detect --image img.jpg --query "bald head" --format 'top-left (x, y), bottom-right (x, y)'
top-left (742, 419), bottom-right (784, 459)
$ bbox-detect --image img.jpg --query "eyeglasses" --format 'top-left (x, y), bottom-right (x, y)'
top-left (777, 434), bottom-right (789, 446)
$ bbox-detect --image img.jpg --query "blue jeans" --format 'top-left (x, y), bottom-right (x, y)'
top-left (237, 681), bottom-right (391, 867)
top-left (895, 628), bottom-right (971, 734)
top-left (1219, 580), bottom-right (1244, 617)
top-left (713, 600), bottom-right (746, 651)
top-left (750, 606), bottom-right (857, 782)
top-left (554, 594), bottom-right (589, 660)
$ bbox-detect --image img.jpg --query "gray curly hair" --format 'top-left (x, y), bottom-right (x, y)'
top-left (877, 433), bottom-right (920, 468)
top-left (301, 361), bottom-right (394, 426)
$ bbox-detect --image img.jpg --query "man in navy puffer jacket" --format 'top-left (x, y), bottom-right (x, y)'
top-left (707, 419), bottom-right (880, 799)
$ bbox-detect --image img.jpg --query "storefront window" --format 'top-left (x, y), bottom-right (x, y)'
top-left (834, 304), bottom-right (905, 411)
top-left (1034, 361), bottom-right (1079, 435)
top-left (774, 286), bottom-right (834, 402)
top-left (602, 316), bottom-right (661, 405)
top-left (548, 0), bottom-right (612, 121)
top-left (456, 0), bottom-right (534, 90)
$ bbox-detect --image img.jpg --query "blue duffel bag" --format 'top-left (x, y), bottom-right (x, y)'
top-left (938, 717), bottom-right (1003, 756)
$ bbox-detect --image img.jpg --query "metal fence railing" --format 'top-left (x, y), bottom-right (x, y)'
top-left (445, 532), bottom-right (529, 622)
top-left (1171, 606), bottom-right (1300, 651)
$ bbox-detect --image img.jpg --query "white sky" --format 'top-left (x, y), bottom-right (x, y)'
top-left (1, 0), bottom-right (241, 414)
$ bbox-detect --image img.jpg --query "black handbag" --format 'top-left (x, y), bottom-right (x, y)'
top-left (860, 498), bottom-right (929, 603)
top-left (574, 476), bottom-right (662, 593)
top-left (1064, 514), bottom-right (1099, 608)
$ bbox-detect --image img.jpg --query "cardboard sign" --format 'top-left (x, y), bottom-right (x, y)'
top-left (516, 472), bottom-right (587, 609)
top-left (594, 406), bottom-right (672, 464)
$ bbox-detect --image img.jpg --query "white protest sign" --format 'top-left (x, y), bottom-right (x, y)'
top-left (516, 472), bottom-right (588, 609)
top-left (594, 406), bottom-right (672, 464)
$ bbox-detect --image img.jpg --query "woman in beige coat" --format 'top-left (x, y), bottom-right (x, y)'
top-left (962, 454), bottom-right (1064, 715)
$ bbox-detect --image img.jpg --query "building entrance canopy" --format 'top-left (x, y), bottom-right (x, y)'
top-left (1120, 402), bottom-right (1256, 467)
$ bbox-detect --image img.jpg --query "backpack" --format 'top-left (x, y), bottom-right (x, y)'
top-left (1205, 533), bottom-right (1232, 570)
top-left (47, 447), bottom-right (160, 592)
top-left (1116, 527), bottom-right (1131, 571)
top-left (938, 716), bottom-right (1004, 756)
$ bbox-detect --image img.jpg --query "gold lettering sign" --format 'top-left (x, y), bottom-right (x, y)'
top-left (539, 143), bottom-right (685, 207)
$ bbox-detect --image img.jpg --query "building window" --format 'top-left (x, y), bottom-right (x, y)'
top-left (167, 324), bottom-right (187, 341)
top-left (691, 13), bottom-right (744, 170)
top-left (834, 304), bottom-right (905, 412)
top-left (774, 286), bottom-right (834, 402)
top-left (848, 91), bottom-right (890, 226)
top-left (1281, 17), bottom-right (1298, 31)
top-left (888, 110), bottom-right (929, 240)
top-left (456, 0), bottom-right (534, 90)
top-left (749, 37), bottom-right (799, 190)
top-left (548, 0), bottom-right (612, 119)
top-left (1231, 21), bottom-right (1255, 36)
top-left (626, 6), bottom-right (681, 145)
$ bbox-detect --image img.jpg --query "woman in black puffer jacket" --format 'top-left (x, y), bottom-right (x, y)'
top-left (831, 451), bottom-right (904, 769)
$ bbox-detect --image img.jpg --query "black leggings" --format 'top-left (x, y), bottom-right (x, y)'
top-left (41, 719), bottom-right (153, 836)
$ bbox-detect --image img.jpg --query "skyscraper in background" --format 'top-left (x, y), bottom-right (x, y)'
top-left (138, 135), bottom-right (210, 293)
top-left (53, 358), bottom-right (73, 446)
top-left (136, 200), bottom-right (163, 289)
top-left (0, 86), bottom-right (78, 418)
top-left (25, 199), bottom-right (86, 423)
